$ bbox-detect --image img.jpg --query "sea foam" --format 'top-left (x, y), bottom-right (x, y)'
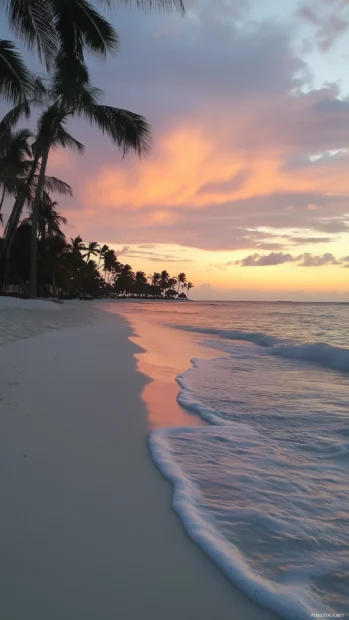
top-left (149, 427), bottom-right (328, 620)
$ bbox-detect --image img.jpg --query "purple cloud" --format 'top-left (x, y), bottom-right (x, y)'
top-left (236, 252), bottom-right (295, 267)
top-left (234, 251), bottom-right (344, 267)
top-left (297, 252), bottom-right (340, 266)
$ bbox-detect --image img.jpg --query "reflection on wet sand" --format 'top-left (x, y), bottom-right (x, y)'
top-left (125, 314), bottom-right (222, 429)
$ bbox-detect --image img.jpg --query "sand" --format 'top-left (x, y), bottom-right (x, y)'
top-left (0, 299), bottom-right (278, 620)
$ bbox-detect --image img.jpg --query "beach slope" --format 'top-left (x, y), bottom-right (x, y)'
top-left (0, 301), bottom-right (277, 620)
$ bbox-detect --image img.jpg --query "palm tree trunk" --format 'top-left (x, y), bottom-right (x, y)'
top-left (29, 147), bottom-right (50, 298)
top-left (0, 152), bottom-right (40, 266)
top-left (0, 186), bottom-right (6, 215)
top-left (52, 269), bottom-right (56, 297)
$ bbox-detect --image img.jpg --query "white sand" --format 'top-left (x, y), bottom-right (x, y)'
top-left (0, 299), bottom-right (278, 620)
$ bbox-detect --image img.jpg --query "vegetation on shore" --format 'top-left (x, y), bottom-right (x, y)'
top-left (0, 0), bottom-right (186, 298)
top-left (0, 207), bottom-right (194, 298)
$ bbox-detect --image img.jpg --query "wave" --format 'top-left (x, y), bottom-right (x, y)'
top-left (148, 317), bottom-right (349, 618)
top-left (176, 360), bottom-right (228, 426)
top-left (271, 341), bottom-right (349, 373)
top-left (179, 326), bottom-right (278, 348)
top-left (149, 427), bottom-right (318, 620)
top-left (179, 326), bottom-right (349, 373)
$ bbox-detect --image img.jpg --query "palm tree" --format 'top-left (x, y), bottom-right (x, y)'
top-left (0, 126), bottom-right (33, 221)
top-left (134, 271), bottom-right (147, 296)
top-left (1, 2), bottom-right (118, 69)
top-left (167, 277), bottom-right (177, 290)
top-left (0, 40), bottom-right (33, 105)
top-left (186, 282), bottom-right (193, 299)
top-left (21, 192), bottom-right (67, 238)
top-left (39, 233), bottom-right (68, 296)
top-left (149, 272), bottom-right (161, 286)
top-left (32, 192), bottom-right (67, 239)
top-left (159, 270), bottom-right (169, 296)
top-left (83, 241), bottom-right (100, 262)
top-left (135, 271), bottom-right (147, 284)
top-left (0, 0), bottom-right (184, 106)
top-left (0, 105), bottom-right (72, 261)
top-left (115, 263), bottom-right (134, 295)
top-left (120, 264), bottom-right (133, 276)
top-left (103, 248), bottom-right (119, 283)
top-left (98, 244), bottom-right (109, 269)
top-left (177, 272), bottom-right (186, 293)
top-left (26, 55), bottom-right (151, 297)
top-left (28, 105), bottom-right (85, 296)
top-left (1, 1), bottom-right (184, 69)
top-left (70, 235), bottom-right (85, 255)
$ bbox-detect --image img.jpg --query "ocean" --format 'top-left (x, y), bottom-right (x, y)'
top-left (123, 301), bottom-right (349, 619)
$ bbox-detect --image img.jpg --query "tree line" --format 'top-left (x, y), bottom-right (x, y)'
top-left (1, 208), bottom-right (194, 298)
top-left (0, 0), bottom-right (184, 298)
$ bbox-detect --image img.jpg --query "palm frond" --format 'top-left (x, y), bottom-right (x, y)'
top-left (42, 176), bottom-right (73, 196)
top-left (27, 189), bottom-right (68, 238)
top-left (0, 39), bottom-right (33, 104)
top-left (52, 52), bottom-right (90, 91)
top-left (35, 105), bottom-right (70, 150)
top-left (54, 126), bottom-right (85, 154)
top-left (51, 0), bottom-right (118, 60)
top-left (32, 75), bottom-right (48, 99)
top-left (85, 105), bottom-right (152, 156)
top-left (0, 101), bottom-right (31, 139)
top-left (3, 0), bottom-right (57, 67)
top-left (72, 83), bottom-right (103, 115)
top-left (51, 55), bottom-right (103, 110)
top-left (35, 103), bottom-right (62, 135)
top-left (8, 128), bottom-right (33, 158)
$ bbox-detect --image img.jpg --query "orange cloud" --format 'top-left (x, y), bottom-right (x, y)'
top-left (81, 110), bottom-right (349, 218)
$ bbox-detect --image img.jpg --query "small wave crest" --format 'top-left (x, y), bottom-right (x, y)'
top-left (179, 326), bottom-right (349, 373)
top-left (271, 341), bottom-right (349, 373)
top-left (179, 326), bottom-right (278, 348)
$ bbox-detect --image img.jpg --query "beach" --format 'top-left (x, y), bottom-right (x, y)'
top-left (0, 298), bottom-right (277, 620)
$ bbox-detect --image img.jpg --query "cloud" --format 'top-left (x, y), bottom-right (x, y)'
top-left (113, 247), bottom-right (193, 263)
top-left (314, 219), bottom-right (349, 234)
top-left (234, 251), bottom-right (343, 267)
top-left (236, 252), bottom-right (295, 267)
top-left (208, 261), bottom-right (236, 271)
top-left (81, 86), bottom-right (349, 215)
top-left (114, 246), bottom-right (130, 257)
top-left (283, 235), bottom-right (334, 245)
top-left (297, 252), bottom-right (340, 266)
top-left (20, 1), bottom-right (349, 257)
top-left (197, 168), bottom-right (251, 196)
top-left (299, 1), bottom-right (349, 51)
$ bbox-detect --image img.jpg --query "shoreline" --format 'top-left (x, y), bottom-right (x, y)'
top-left (0, 300), bottom-right (278, 620)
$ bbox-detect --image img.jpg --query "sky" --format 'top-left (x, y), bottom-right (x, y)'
top-left (3, 0), bottom-right (349, 300)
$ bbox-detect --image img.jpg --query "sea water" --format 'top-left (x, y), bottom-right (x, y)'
top-left (134, 302), bottom-right (349, 618)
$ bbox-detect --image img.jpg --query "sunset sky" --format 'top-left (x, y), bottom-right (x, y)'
top-left (2, 0), bottom-right (349, 300)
